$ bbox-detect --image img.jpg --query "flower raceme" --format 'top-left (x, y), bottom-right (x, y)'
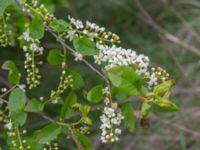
top-left (0, 0), bottom-right (179, 149)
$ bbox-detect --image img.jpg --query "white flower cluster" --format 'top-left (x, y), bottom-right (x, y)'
top-left (19, 30), bottom-right (43, 89)
top-left (66, 16), bottom-right (120, 43)
top-left (100, 107), bottom-right (124, 143)
top-left (20, 31), bottom-right (44, 54)
top-left (94, 44), bottom-right (149, 75)
top-left (68, 16), bottom-right (84, 29)
top-left (94, 44), bottom-right (170, 89)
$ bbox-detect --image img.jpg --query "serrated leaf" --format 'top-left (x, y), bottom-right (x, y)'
top-left (50, 19), bottom-right (70, 33)
top-left (29, 15), bottom-right (44, 39)
top-left (87, 85), bottom-right (103, 103)
top-left (76, 132), bottom-right (92, 150)
top-left (61, 92), bottom-right (77, 119)
top-left (121, 102), bottom-right (135, 132)
top-left (10, 110), bottom-right (27, 127)
top-left (154, 80), bottom-right (175, 95)
top-left (8, 88), bottom-right (26, 113)
top-left (26, 98), bottom-right (44, 112)
top-left (8, 88), bottom-right (27, 126)
top-left (73, 37), bottom-right (98, 56)
top-left (34, 124), bottom-right (62, 144)
top-left (2, 60), bottom-right (21, 84)
top-left (108, 66), bottom-right (142, 97)
top-left (141, 101), bottom-right (151, 118)
top-left (65, 68), bottom-right (85, 90)
top-left (47, 49), bottom-right (65, 65)
top-left (0, 0), bottom-right (12, 16)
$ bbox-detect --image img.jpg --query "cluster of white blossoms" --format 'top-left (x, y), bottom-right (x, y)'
top-left (19, 30), bottom-right (43, 89)
top-left (66, 16), bottom-right (120, 44)
top-left (94, 44), bottom-right (149, 74)
top-left (94, 44), bottom-right (170, 89)
top-left (100, 107), bottom-right (124, 143)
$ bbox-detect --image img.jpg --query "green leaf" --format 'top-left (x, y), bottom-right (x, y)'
top-left (61, 92), bottom-right (77, 119)
top-left (154, 80), bottom-right (175, 95)
top-left (0, 0), bottom-right (12, 16)
top-left (76, 132), bottom-right (92, 150)
top-left (8, 88), bottom-right (26, 113)
top-left (2, 61), bottom-right (21, 84)
top-left (47, 49), bottom-right (65, 65)
top-left (73, 37), bottom-right (98, 56)
top-left (8, 88), bottom-right (27, 126)
top-left (108, 66), bottom-right (142, 97)
top-left (73, 103), bottom-right (91, 118)
top-left (24, 139), bottom-right (44, 150)
top-left (26, 98), bottom-right (44, 112)
top-left (156, 99), bottom-right (179, 112)
top-left (29, 15), bottom-right (44, 39)
top-left (87, 85), bottom-right (103, 103)
top-left (10, 110), bottom-right (27, 127)
top-left (141, 101), bottom-right (151, 118)
top-left (65, 68), bottom-right (85, 90)
top-left (121, 102), bottom-right (135, 132)
top-left (34, 124), bottom-right (62, 144)
top-left (50, 19), bottom-right (70, 33)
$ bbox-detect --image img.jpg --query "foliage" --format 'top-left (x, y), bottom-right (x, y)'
top-left (0, 0), bottom-right (181, 149)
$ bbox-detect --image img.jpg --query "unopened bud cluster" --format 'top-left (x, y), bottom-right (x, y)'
top-left (0, 13), bottom-right (12, 47)
top-left (50, 70), bottom-right (73, 104)
top-left (7, 126), bottom-right (30, 149)
top-left (44, 142), bottom-right (59, 150)
top-left (0, 105), bottom-right (9, 126)
top-left (147, 67), bottom-right (169, 88)
top-left (19, 30), bottom-right (44, 89)
top-left (22, 0), bottom-right (55, 24)
top-left (66, 16), bottom-right (120, 44)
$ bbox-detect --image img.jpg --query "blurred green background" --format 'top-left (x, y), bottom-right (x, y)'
top-left (1, 0), bottom-right (200, 149)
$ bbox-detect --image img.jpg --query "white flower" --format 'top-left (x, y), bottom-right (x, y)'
top-left (68, 16), bottom-right (84, 29)
top-left (102, 87), bottom-right (110, 96)
top-left (148, 73), bottom-right (158, 89)
top-left (5, 122), bottom-right (13, 130)
top-left (74, 52), bottom-right (83, 61)
top-left (18, 84), bottom-right (26, 91)
top-left (52, 99), bottom-right (58, 104)
top-left (66, 30), bottom-right (76, 41)
top-left (115, 128), bottom-right (121, 135)
top-left (1, 88), bottom-right (7, 92)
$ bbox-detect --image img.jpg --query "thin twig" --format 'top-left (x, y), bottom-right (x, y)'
top-left (134, 0), bottom-right (200, 56)
top-left (14, 0), bottom-right (110, 86)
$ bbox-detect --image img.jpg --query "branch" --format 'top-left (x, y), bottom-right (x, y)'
top-left (14, 0), bottom-right (110, 85)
